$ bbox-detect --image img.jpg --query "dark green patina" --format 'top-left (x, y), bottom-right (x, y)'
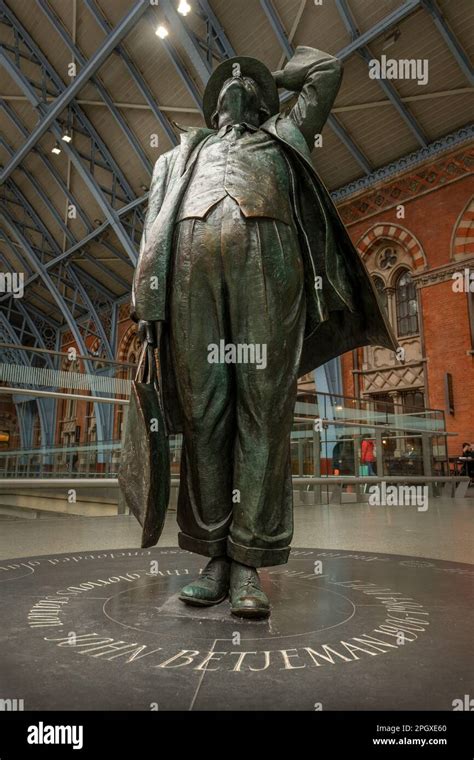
top-left (122, 46), bottom-right (397, 617)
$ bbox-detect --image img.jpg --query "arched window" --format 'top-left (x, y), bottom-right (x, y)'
top-left (395, 270), bottom-right (419, 336)
top-left (372, 275), bottom-right (388, 314)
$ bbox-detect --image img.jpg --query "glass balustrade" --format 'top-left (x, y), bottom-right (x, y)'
top-left (0, 349), bottom-right (450, 512)
top-left (0, 388), bottom-right (448, 482)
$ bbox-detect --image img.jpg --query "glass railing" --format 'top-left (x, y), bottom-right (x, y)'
top-left (291, 390), bottom-right (448, 478)
top-left (0, 348), bottom-right (450, 483)
top-left (295, 391), bottom-right (445, 434)
top-left (0, 410), bottom-right (449, 482)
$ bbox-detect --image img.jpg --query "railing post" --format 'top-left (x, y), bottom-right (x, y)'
top-left (313, 429), bottom-right (321, 504)
top-left (375, 428), bottom-right (385, 477)
top-left (353, 432), bottom-right (362, 501)
top-left (422, 432), bottom-right (434, 497)
top-left (298, 438), bottom-right (304, 477)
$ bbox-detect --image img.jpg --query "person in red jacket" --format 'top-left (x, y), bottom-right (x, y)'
top-left (361, 438), bottom-right (376, 476)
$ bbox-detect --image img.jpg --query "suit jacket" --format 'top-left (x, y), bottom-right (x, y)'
top-left (131, 46), bottom-right (398, 433)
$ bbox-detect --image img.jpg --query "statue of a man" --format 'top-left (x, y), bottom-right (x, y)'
top-left (130, 47), bottom-right (396, 619)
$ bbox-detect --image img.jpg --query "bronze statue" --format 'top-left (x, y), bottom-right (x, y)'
top-left (125, 46), bottom-right (396, 619)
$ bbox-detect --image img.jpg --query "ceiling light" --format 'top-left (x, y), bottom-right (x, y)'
top-left (51, 144), bottom-right (61, 155)
top-left (178, 0), bottom-right (191, 15)
top-left (62, 130), bottom-right (72, 143)
top-left (156, 25), bottom-right (169, 38)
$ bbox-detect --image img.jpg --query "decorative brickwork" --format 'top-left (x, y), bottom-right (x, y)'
top-left (339, 153), bottom-right (474, 458)
top-left (452, 197), bottom-right (474, 259)
top-left (338, 146), bottom-right (473, 227)
top-left (356, 223), bottom-right (426, 270)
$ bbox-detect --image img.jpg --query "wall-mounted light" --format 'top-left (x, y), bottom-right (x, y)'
top-left (155, 25), bottom-right (168, 38)
top-left (178, 0), bottom-right (191, 15)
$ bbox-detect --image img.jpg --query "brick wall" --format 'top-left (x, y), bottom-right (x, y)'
top-left (420, 280), bottom-right (472, 452)
top-left (339, 155), bottom-right (474, 458)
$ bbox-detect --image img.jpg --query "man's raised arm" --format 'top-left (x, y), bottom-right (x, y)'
top-left (273, 46), bottom-right (343, 149)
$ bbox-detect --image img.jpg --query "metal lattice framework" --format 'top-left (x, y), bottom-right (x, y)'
top-left (0, 0), bottom-right (472, 448)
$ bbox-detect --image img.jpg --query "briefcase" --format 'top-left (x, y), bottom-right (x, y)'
top-left (118, 341), bottom-right (170, 548)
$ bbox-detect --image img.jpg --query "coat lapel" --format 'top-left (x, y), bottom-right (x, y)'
top-left (176, 127), bottom-right (215, 176)
top-left (262, 115), bottom-right (313, 170)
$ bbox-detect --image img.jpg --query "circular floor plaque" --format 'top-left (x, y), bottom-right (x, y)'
top-left (1, 547), bottom-right (472, 710)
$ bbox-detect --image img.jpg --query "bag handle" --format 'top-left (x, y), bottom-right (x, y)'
top-left (133, 328), bottom-right (167, 436)
top-left (135, 341), bottom-right (156, 385)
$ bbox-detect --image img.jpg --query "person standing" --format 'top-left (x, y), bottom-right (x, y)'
top-left (361, 438), bottom-right (377, 476)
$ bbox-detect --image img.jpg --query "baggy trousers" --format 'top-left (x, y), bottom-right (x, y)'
top-left (169, 195), bottom-right (306, 567)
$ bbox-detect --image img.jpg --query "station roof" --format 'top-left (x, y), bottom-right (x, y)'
top-left (0, 0), bottom-right (472, 348)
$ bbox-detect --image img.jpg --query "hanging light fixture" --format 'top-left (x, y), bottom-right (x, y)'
top-left (178, 0), bottom-right (191, 16)
top-left (61, 129), bottom-right (72, 143)
top-left (51, 143), bottom-right (61, 155)
top-left (155, 25), bottom-right (169, 38)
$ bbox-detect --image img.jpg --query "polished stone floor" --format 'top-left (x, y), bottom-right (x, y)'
top-left (1, 492), bottom-right (473, 711)
top-left (0, 494), bottom-right (472, 563)
top-left (1, 545), bottom-right (472, 710)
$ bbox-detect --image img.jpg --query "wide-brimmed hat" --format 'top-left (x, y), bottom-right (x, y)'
top-left (203, 56), bottom-right (280, 128)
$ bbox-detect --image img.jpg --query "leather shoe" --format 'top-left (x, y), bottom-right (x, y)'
top-left (179, 556), bottom-right (230, 606)
top-left (230, 561), bottom-right (270, 619)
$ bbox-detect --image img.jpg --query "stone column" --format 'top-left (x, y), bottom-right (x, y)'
top-left (385, 286), bottom-right (397, 335)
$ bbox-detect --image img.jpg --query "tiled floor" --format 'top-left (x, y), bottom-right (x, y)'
top-left (0, 494), bottom-right (472, 563)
